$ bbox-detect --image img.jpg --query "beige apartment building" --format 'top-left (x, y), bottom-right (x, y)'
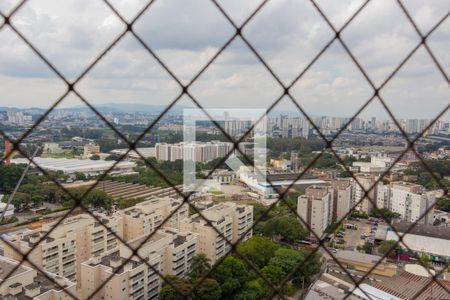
top-left (112, 197), bottom-right (189, 241)
top-left (2, 197), bottom-right (186, 286)
top-left (2, 199), bottom-right (251, 299)
top-left (0, 255), bottom-right (76, 299)
top-left (352, 174), bottom-right (378, 213)
top-left (83, 142), bottom-right (101, 159)
top-left (297, 185), bottom-right (334, 237)
top-left (2, 214), bottom-right (120, 284)
top-left (331, 178), bottom-right (353, 221)
top-left (79, 228), bottom-right (198, 300)
top-left (180, 202), bottom-right (253, 264)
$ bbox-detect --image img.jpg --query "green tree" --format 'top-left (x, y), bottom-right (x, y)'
top-left (188, 253), bottom-right (211, 281)
top-left (437, 196), bottom-right (450, 212)
top-left (0, 164), bottom-right (25, 193)
top-left (235, 279), bottom-right (266, 300)
top-left (237, 236), bottom-right (279, 268)
top-left (260, 264), bottom-right (285, 285)
top-left (269, 248), bottom-right (321, 287)
top-left (262, 216), bottom-right (307, 243)
top-left (65, 188), bottom-right (112, 210)
top-left (159, 276), bottom-right (191, 300)
top-left (90, 154), bottom-right (100, 160)
top-left (191, 278), bottom-right (221, 300)
top-left (84, 189), bottom-right (112, 209)
top-left (357, 241), bottom-right (373, 254)
top-left (74, 172), bottom-right (86, 181)
top-left (378, 240), bottom-right (398, 257)
top-left (370, 208), bottom-right (401, 222)
top-left (419, 254), bottom-right (431, 268)
top-left (212, 256), bottom-right (249, 298)
top-left (2, 192), bottom-right (32, 211)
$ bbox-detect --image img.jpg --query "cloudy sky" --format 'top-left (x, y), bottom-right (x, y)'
top-left (0, 0), bottom-right (448, 119)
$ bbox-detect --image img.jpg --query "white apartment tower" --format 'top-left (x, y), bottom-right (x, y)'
top-left (376, 182), bottom-right (435, 224)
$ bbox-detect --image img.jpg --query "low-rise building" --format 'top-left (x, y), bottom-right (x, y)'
top-left (334, 250), bottom-right (397, 277)
top-left (0, 199), bottom-right (15, 217)
top-left (2, 198), bottom-right (252, 298)
top-left (11, 157), bottom-right (136, 177)
top-left (386, 221), bottom-right (450, 263)
top-left (43, 142), bottom-right (64, 155)
top-left (83, 143), bottom-right (101, 159)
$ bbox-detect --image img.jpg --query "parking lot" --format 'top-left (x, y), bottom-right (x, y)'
top-left (335, 219), bottom-right (381, 250)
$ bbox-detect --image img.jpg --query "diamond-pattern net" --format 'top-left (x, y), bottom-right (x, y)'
top-left (0, 0), bottom-right (448, 299)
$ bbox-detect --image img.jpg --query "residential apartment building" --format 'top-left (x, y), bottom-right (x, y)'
top-left (376, 182), bottom-right (435, 224)
top-left (331, 178), bottom-right (353, 221)
top-left (83, 142), bottom-right (101, 159)
top-left (297, 186), bottom-right (334, 237)
top-left (155, 141), bottom-right (234, 163)
top-left (113, 197), bottom-right (189, 241)
top-left (79, 228), bottom-right (198, 300)
top-left (1, 199), bottom-right (250, 299)
top-left (0, 255), bottom-right (76, 299)
top-left (180, 202), bottom-right (253, 264)
top-left (1, 197), bottom-right (187, 285)
top-left (2, 214), bottom-right (120, 284)
top-left (352, 174), bottom-right (378, 214)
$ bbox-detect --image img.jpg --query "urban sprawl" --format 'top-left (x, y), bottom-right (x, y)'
top-left (0, 107), bottom-right (449, 299)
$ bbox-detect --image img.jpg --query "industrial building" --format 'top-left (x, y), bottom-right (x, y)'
top-left (386, 221), bottom-right (450, 263)
top-left (11, 157), bottom-right (136, 177)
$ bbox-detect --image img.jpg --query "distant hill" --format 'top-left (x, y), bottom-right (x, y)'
top-left (0, 103), bottom-right (190, 114)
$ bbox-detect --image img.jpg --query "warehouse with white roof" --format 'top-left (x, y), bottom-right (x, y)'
top-left (12, 157), bottom-right (136, 177)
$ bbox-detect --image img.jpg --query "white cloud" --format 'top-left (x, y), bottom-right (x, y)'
top-left (0, 0), bottom-right (447, 120)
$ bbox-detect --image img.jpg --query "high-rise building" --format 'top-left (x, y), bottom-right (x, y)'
top-left (297, 186), bottom-right (334, 237)
top-left (155, 142), bottom-right (234, 163)
top-left (78, 228), bottom-right (198, 300)
top-left (180, 202), bottom-right (253, 264)
top-left (331, 178), bottom-right (353, 221)
top-left (0, 256), bottom-right (76, 299)
top-left (291, 151), bottom-right (299, 172)
top-left (376, 182), bottom-right (435, 224)
top-left (2, 199), bottom-right (252, 298)
top-left (2, 214), bottom-right (120, 284)
top-left (352, 174), bottom-right (378, 214)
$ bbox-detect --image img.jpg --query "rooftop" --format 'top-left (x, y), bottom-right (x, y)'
top-left (0, 258), bottom-right (29, 281)
top-left (393, 221), bottom-right (450, 240)
top-left (11, 157), bottom-right (135, 173)
top-left (335, 250), bottom-right (386, 265)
